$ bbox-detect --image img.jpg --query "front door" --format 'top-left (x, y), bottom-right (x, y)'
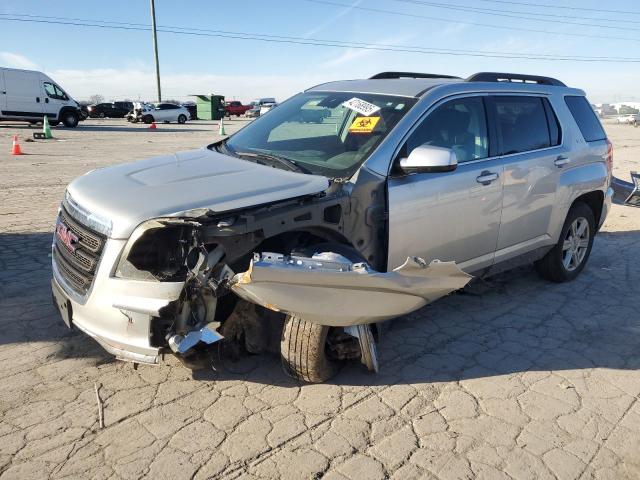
top-left (3, 70), bottom-right (44, 118)
top-left (42, 81), bottom-right (71, 119)
top-left (387, 95), bottom-right (503, 273)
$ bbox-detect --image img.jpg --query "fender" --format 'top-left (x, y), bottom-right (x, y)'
top-left (550, 161), bottom-right (608, 242)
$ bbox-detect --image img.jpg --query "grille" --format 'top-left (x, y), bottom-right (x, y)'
top-left (53, 206), bottom-right (107, 296)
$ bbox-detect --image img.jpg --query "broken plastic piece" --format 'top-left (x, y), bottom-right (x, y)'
top-left (167, 323), bottom-right (224, 354)
top-left (344, 324), bottom-right (379, 373)
top-left (612, 171), bottom-right (640, 206)
top-left (231, 253), bottom-right (472, 327)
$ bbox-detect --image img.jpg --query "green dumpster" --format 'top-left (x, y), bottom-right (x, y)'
top-left (190, 94), bottom-right (226, 120)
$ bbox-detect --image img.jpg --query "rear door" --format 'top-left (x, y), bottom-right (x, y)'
top-left (387, 95), bottom-right (504, 273)
top-left (3, 70), bottom-right (44, 118)
top-left (0, 70), bottom-right (6, 112)
top-left (489, 95), bottom-right (566, 263)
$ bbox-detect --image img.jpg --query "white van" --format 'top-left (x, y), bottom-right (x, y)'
top-left (0, 67), bottom-right (82, 127)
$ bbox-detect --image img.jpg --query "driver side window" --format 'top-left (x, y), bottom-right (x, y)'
top-left (407, 97), bottom-right (489, 163)
top-left (43, 82), bottom-right (68, 100)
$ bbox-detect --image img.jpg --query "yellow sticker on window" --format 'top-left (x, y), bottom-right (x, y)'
top-left (349, 116), bottom-right (380, 133)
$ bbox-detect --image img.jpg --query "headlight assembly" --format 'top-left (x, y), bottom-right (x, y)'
top-left (115, 219), bottom-right (194, 281)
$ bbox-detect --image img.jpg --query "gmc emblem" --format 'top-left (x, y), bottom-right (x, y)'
top-left (56, 220), bottom-right (79, 253)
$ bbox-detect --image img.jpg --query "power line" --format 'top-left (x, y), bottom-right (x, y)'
top-left (305, 0), bottom-right (640, 44)
top-left (393, 0), bottom-right (640, 26)
top-left (460, 0), bottom-right (640, 16)
top-left (390, 0), bottom-right (640, 32)
top-left (2, 14), bottom-right (640, 63)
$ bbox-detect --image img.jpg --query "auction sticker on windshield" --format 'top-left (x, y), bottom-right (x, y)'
top-left (342, 97), bottom-right (381, 116)
top-left (349, 116), bottom-right (380, 134)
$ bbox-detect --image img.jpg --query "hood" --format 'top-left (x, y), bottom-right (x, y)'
top-left (67, 148), bottom-right (330, 239)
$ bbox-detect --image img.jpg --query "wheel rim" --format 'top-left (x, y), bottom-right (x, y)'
top-left (562, 217), bottom-right (590, 271)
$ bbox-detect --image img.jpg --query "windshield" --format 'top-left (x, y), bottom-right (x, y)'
top-left (218, 91), bottom-right (417, 178)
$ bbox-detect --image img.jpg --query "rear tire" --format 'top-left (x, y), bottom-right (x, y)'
top-left (142, 115), bottom-right (154, 124)
top-left (535, 202), bottom-right (595, 282)
top-left (281, 316), bottom-right (338, 383)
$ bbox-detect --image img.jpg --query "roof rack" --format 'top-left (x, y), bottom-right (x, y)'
top-left (466, 72), bottom-right (566, 87)
top-left (370, 72), bottom-right (462, 80)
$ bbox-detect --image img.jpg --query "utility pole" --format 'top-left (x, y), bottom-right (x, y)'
top-left (150, 0), bottom-right (161, 102)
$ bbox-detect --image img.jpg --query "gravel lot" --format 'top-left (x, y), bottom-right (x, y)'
top-left (0, 118), bottom-right (639, 479)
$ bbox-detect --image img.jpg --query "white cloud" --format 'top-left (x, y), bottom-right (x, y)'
top-left (0, 52), bottom-right (39, 70)
top-left (303, 0), bottom-right (363, 38)
top-left (320, 47), bottom-right (375, 69)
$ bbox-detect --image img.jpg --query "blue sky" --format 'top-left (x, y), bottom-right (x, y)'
top-left (1, 0), bottom-right (639, 103)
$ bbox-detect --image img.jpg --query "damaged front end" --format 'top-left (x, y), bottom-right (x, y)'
top-left (112, 216), bottom-right (470, 374)
top-left (72, 186), bottom-right (471, 377)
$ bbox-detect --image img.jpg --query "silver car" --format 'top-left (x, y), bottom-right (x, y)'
top-left (51, 71), bottom-right (613, 382)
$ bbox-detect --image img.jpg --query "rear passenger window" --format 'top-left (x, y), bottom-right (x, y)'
top-left (494, 96), bottom-right (550, 155)
top-left (565, 96), bottom-right (606, 142)
top-left (407, 96), bottom-right (489, 163)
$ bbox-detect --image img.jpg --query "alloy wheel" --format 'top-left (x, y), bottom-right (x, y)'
top-left (562, 217), bottom-right (590, 271)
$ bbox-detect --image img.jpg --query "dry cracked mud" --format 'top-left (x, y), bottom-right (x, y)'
top-left (0, 119), bottom-right (639, 479)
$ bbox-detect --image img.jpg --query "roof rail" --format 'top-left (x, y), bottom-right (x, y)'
top-left (370, 71), bottom-right (461, 80)
top-left (466, 72), bottom-right (566, 87)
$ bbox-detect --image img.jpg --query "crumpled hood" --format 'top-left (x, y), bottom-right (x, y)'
top-left (67, 148), bottom-right (330, 239)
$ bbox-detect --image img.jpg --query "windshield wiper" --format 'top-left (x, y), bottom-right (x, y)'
top-left (234, 151), bottom-right (312, 174)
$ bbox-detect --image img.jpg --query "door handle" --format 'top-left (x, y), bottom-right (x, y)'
top-left (36, 97), bottom-right (40, 103)
top-left (554, 155), bottom-right (570, 167)
top-left (476, 171), bottom-right (499, 185)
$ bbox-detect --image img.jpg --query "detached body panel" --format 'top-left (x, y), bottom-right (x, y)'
top-left (232, 253), bottom-right (472, 326)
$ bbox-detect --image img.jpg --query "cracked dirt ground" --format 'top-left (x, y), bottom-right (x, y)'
top-left (1, 119), bottom-right (639, 480)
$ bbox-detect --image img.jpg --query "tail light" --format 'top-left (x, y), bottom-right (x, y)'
top-left (605, 138), bottom-right (613, 177)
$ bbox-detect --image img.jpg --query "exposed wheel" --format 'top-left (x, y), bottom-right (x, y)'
top-left (535, 202), bottom-right (595, 282)
top-left (61, 111), bottom-right (79, 128)
top-left (142, 115), bottom-right (154, 124)
top-left (178, 114), bottom-right (187, 124)
top-left (280, 243), bottom-right (370, 383)
top-left (281, 315), bottom-right (339, 383)
top-left (99, 112), bottom-right (105, 118)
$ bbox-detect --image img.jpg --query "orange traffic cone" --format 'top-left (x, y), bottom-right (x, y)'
top-left (11, 135), bottom-right (23, 155)
top-left (149, 122), bottom-right (157, 130)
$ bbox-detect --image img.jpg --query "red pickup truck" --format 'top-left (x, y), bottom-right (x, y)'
top-left (225, 101), bottom-right (252, 117)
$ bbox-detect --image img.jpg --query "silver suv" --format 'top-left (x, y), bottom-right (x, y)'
top-left (51, 72), bottom-right (613, 383)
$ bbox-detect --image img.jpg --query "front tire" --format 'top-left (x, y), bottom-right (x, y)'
top-left (281, 316), bottom-right (338, 383)
top-left (535, 202), bottom-right (595, 282)
top-left (61, 111), bottom-right (79, 128)
top-left (142, 115), bottom-right (154, 124)
top-left (178, 114), bottom-right (187, 124)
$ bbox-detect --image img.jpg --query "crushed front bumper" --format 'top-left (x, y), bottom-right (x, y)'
top-left (52, 238), bottom-right (184, 364)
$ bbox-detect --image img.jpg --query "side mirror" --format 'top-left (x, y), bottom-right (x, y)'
top-left (399, 144), bottom-right (458, 174)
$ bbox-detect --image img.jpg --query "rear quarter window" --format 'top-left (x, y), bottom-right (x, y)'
top-left (564, 96), bottom-right (606, 142)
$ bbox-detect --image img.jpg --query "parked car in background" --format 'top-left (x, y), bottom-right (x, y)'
top-left (245, 105), bottom-right (261, 118)
top-left (225, 101), bottom-right (252, 117)
top-left (181, 102), bottom-right (197, 120)
top-left (616, 114), bottom-right (639, 125)
top-left (259, 102), bottom-right (277, 116)
top-left (51, 71), bottom-right (613, 383)
top-left (0, 67), bottom-right (82, 127)
top-left (88, 103), bottom-right (130, 118)
top-left (139, 103), bottom-right (191, 124)
top-left (114, 101), bottom-right (134, 113)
